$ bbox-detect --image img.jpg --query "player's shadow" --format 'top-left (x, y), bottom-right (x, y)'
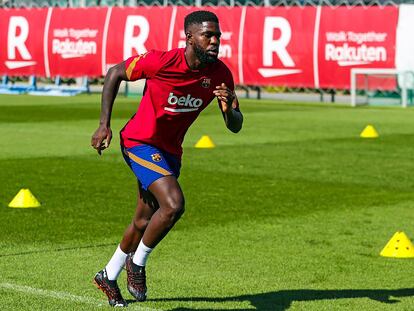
top-left (141, 288), bottom-right (414, 311)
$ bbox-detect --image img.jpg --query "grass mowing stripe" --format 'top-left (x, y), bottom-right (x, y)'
top-left (0, 282), bottom-right (162, 311)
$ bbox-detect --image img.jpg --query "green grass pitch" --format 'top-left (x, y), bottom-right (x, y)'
top-left (1, 94), bottom-right (414, 310)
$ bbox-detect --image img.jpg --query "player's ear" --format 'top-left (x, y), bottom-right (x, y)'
top-left (186, 32), bottom-right (193, 45)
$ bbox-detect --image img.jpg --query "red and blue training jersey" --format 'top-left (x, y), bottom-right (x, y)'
top-left (120, 48), bottom-right (235, 159)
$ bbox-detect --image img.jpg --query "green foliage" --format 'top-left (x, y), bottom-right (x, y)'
top-left (1, 94), bottom-right (414, 310)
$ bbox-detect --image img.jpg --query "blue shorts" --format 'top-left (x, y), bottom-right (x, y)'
top-left (122, 144), bottom-right (181, 190)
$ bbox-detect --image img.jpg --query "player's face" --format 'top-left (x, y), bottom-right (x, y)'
top-left (192, 22), bottom-right (221, 64)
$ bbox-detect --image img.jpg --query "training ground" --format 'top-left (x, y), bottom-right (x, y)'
top-left (1, 94), bottom-right (414, 310)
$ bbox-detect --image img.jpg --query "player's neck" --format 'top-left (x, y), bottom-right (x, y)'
top-left (184, 48), bottom-right (206, 70)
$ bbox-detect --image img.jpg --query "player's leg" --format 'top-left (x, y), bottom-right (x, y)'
top-left (94, 144), bottom-right (161, 307)
top-left (94, 183), bottom-right (157, 307)
top-left (126, 177), bottom-right (185, 302)
top-left (123, 146), bottom-right (183, 252)
top-left (128, 175), bottom-right (184, 266)
top-left (119, 182), bottom-right (159, 254)
top-left (122, 144), bottom-right (183, 301)
top-left (126, 175), bottom-right (184, 299)
top-left (140, 175), bottom-right (185, 248)
top-left (105, 182), bottom-right (158, 280)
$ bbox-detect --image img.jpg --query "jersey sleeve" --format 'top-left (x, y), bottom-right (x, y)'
top-left (124, 50), bottom-right (163, 81)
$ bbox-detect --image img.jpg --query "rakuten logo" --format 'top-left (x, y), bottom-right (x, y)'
top-left (123, 16), bottom-right (149, 59)
top-left (52, 28), bottom-right (98, 59)
top-left (258, 17), bottom-right (302, 78)
top-left (52, 39), bottom-right (97, 59)
top-left (324, 32), bottom-right (388, 66)
top-left (325, 43), bottom-right (387, 66)
top-left (5, 16), bottom-right (37, 69)
top-left (165, 93), bottom-right (203, 112)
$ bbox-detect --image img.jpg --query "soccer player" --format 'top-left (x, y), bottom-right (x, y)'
top-left (91, 10), bottom-right (243, 307)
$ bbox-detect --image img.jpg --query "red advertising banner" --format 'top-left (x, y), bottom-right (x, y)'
top-left (105, 7), bottom-right (173, 73)
top-left (242, 7), bottom-right (317, 87)
top-left (47, 7), bottom-right (107, 77)
top-left (317, 6), bottom-right (398, 89)
top-left (0, 6), bottom-right (401, 89)
top-left (0, 8), bottom-right (48, 76)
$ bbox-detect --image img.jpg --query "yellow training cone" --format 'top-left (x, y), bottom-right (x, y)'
top-left (380, 231), bottom-right (414, 258)
top-left (195, 135), bottom-right (215, 148)
top-left (360, 125), bottom-right (379, 138)
top-left (8, 189), bottom-right (41, 208)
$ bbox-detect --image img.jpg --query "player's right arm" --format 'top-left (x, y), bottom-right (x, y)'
top-left (91, 61), bottom-right (128, 155)
top-left (91, 51), bottom-right (162, 155)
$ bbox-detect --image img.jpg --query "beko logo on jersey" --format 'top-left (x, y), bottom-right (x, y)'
top-left (165, 93), bottom-right (203, 113)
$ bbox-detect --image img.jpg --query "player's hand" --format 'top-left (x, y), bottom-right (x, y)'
top-left (91, 125), bottom-right (112, 155)
top-left (213, 83), bottom-right (235, 113)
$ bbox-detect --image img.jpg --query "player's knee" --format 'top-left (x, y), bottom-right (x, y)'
top-left (163, 195), bottom-right (185, 223)
top-left (133, 218), bottom-right (150, 233)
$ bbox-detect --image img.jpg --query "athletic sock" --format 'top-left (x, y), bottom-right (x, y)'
top-left (105, 245), bottom-right (128, 281)
top-left (133, 241), bottom-right (153, 266)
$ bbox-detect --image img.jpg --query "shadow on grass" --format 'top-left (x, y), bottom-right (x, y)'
top-left (138, 288), bottom-right (414, 310)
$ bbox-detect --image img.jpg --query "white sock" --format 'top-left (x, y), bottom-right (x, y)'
top-left (105, 245), bottom-right (127, 281)
top-left (133, 241), bottom-right (153, 266)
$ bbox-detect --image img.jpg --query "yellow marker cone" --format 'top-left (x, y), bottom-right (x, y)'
top-left (195, 135), bottom-right (215, 148)
top-left (380, 231), bottom-right (414, 258)
top-left (8, 189), bottom-right (41, 208)
top-left (360, 125), bottom-right (379, 138)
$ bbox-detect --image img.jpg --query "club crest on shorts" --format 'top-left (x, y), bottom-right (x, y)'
top-left (201, 78), bottom-right (211, 88)
top-left (151, 153), bottom-right (162, 162)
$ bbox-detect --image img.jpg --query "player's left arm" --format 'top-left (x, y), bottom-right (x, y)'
top-left (91, 62), bottom-right (128, 155)
top-left (214, 82), bottom-right (243, 133)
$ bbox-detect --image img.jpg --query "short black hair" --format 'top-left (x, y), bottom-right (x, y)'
top-left (184, 11), bottom-right (219, 32)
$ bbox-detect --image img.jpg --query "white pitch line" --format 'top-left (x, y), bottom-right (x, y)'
top-left (0, 282), bottom-right (104, 306)
top-left (0, 282), bottom-right (162, 310)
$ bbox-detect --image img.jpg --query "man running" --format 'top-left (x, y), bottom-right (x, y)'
top-left (91, 10), bottom-right (243, 307)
